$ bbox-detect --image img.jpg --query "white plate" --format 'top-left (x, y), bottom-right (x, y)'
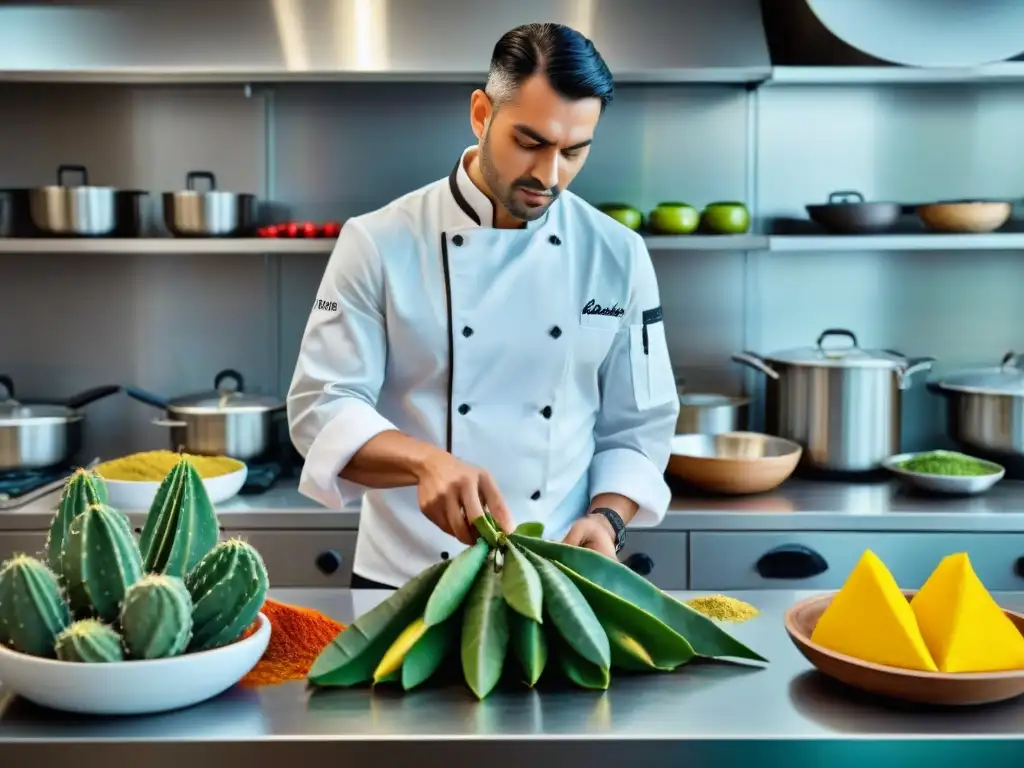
top-left (0, 612), bottom-right (269, 715)
top-left (102, 465), bottom-right (248, 510)
top-left (883, 451), bottom-right (1005, 496)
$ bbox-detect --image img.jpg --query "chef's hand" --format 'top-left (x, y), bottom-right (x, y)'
top-left (562, 514), bottom-right (618, 559)
top-left (415, 451), bottom-right (514, 545)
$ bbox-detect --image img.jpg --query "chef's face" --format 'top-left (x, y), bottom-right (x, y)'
top-left (471, 73), bottom-right (601, 223)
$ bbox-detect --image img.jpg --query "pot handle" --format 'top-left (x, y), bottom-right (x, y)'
top-left (125, 386), bottom-right (171, 409)
top-left (63, 385), bottom-right (121, 409)
top-left (1001, 350), bottom-right (1019, 368)
top-left (153, 418), bottom-right (188, 428)
top-left (57, 164), bottom-right (89, 186)
top-left (816, 328), bottom-right (858, 349)
top-left (186, 171), bottom-right (217, 191)
top-left (827, 191), bottom-right (865, 204)
top-left (731, 352), bottom-right (780, 380)
top-left (214, 368), bottom-right (244, 392)
top-left (0, 374), bottom-right (13, 400)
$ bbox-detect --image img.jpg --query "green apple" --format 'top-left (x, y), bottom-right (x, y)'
top-left (702, 201), bottom-right (750, 234)
top-left (647, 202), bottom-right (700, 235)
top-left (598, 203), bottom-right (642, 231)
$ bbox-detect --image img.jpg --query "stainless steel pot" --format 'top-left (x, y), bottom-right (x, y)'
top-left (0, 376), bottom-right (121, 471)
top-left (126, 369), bottom-right (284, 461)
top-left (732, 328), bottom-right (934, 472)
top-left (162, 171), bottom-right (258, 237)
top-left (29, 165), bottom-right (115, 236)
top-left (677, 393), bottom-right (750, 435)
top-left (928, 351), bottom-right (1024, 459)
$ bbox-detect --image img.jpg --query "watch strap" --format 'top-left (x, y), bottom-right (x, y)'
top-left (590, 506), bottom-right (626, 552)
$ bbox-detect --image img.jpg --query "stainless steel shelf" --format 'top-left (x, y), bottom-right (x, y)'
top-left (768, 64), bottom-right (1024, 86)
top-left (644, 235), bottom-right (768, 250)
top-left (769, 233), bottom-right (1024, 252)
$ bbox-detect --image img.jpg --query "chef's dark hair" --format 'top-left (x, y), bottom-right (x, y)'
top-left (486, 23), bottom-right (614, 111)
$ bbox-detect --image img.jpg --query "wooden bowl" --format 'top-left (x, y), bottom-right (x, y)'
top-left (917, 201), bottom-right (1011, 233)
top-left (785, 590), bottom-right (1024, 706)
top-left (666, 431), bottom-right (802, 494)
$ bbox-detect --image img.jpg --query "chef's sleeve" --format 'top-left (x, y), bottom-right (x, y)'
top-left (287, 218), bottom-right (397, 509)
top-left (589, 234), bottom-right (680, 526)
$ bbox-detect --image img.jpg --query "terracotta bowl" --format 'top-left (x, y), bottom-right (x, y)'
top-left (785, 590), bottom-right (1024, 706)
top-left (917, 201), bottom-right (1011, 233)
top-left (666, 431), bottom-right (801, 494)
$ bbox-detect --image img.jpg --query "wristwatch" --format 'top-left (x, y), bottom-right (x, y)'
top-left (589, 507), bottom-right (626, 552)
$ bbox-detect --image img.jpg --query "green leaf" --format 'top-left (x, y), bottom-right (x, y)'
top-left (520, 548), bottom-right (610, 669)
top-left (423, 538), bottom-right (489, 626)
top-left (307, 559), bottom-right (449, 686)
top-left (508, 610), bottom-right (547, 687)
top-left (514, 521), bottom-right (544, 538)
top-left (402, 617), bottom-right (458, 691)
top-left (460, 555), bottom-right (510, 699)
top-left (501, 544), bottom-right (543, 622)
top-left (512, 535), bottom-right (767, 663)
top-left (551, 560), bottom-right (694, 671)
top-left (473, 515), bottom-right (499, 547)
top-left (552, 631), bottom-right (610, 690)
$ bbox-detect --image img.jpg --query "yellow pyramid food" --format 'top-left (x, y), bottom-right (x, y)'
top-left (810, 549), bottom-right (937, 671)
top-left (911, 552), bottom-right (1024, 673)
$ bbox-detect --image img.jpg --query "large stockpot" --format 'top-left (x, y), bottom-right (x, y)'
top-left (732, 329), bottom-right (934, 472)
top-left (162, 171), bottom-right (258, 237)
top-left (28, 165), bottom-right (147, 237)
top-left (0, 376), bottom-right (121, 472)
top-left (125, 369), bottom-right (284, 462)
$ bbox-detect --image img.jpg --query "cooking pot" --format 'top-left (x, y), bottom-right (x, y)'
top-left (28, 165), bottom-right (148, 237)
top-left (162, 171), bottom-right (258, 237)
top-left (677, 393), bottom-right (750, 435)
top-left (732, 328), bottom-right (934, 472)
top-left (805, 191), bottom-right (904, 234)
top-left (0, 376), bottom-right (121, 472)
top-left (125, 369), bottom-right (284, 462)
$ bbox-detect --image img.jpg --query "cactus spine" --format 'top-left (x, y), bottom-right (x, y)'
top-left (45, 467), bottom-right (108, 577)
top-left (0, 554), bottom-right (71, 657)
top-left (120, 573), bottom-right (193, 659)
top-left (139, 458), bottom-right (219, 579)
top-left (54, 618), bottom-right (124, 663)
top-left (61, 503), bottom-right (143, 622)
top-left (187, 538), bottom-right (268, 651)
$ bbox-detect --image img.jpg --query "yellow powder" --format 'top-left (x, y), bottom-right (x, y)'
top-left (685, 594), bottom-right (759, 623)
top-left (95, 450), bottom-right (242, 482)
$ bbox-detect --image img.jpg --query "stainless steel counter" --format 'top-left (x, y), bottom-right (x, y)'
top-left (1, 589), bottom-right (1022, 765)
top-left (6, 478), bottom-right (1024, 533)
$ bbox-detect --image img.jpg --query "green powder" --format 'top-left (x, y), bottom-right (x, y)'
top-left (896, 451), bottom-right (999, 477)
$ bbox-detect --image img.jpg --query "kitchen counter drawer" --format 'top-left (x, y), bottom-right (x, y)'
top-left (229, 530), bottom-right (357, 587)
top-left (0, 532), bottom-right (48, 564)
top-left (690, 531), bottom-right (1024, 591)
top-left (618, 532), bottom-right (688, 590)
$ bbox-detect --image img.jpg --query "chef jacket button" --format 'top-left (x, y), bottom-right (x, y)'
top-left (549, 234), bottom-right (561, 245)
top-left (441, 551), bottom-right (450, 560)
top-left (541, 405), bottom-right (552, 419)
top-left (549, 325), bottom-right (562, 339)
top-left (458, 403), bottom-right (470, 415)
top-left (531, 490), bottom-right (541, 501)
top-left (462, 326), bottom-right (473, 338)
top-left (452, 234), bottom-right (464, 246)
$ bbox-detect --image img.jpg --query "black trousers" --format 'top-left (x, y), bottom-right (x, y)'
top-left (350, 572), bottom-right (398, 590)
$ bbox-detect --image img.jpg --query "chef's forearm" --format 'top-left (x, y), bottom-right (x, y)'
top-left (588, 492), bottom-right (639, 526)
top-left (339, 429), bottom-right (445, 488)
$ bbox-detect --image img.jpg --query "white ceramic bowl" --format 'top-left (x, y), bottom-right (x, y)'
top-left (0, 612), bottom-right (269, 715)
top-left (883, 451), bottom-right (1005, 496)
top-left (102, 464), bottom-right (248, 510)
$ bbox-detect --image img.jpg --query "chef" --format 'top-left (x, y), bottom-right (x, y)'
top-left (287, 22), bottom-right (679, 589)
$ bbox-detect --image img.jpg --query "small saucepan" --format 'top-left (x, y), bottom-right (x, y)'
top-left (0, 376), bottom-right (122, 472)
top-left (806, 191), bottom-right (904, 234)
top-left (125, 369), bottom-right (285, 462)
top-left (28, 165), bottom-right (148, 237)
top-left (162, 171), bottom-right (258, 237)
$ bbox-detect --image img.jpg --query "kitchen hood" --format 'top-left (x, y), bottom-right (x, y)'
top-left (0, 0), bottom-right (772, 84)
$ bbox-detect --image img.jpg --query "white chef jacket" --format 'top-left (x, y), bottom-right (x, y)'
top-left (287, 145), bottom-right (680, 587)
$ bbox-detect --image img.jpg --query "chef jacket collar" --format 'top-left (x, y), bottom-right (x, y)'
top-left (448, 145), bottom-right (552, 231)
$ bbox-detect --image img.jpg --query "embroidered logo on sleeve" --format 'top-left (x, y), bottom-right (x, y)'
top-left (581, 299), bottom-right (625, 318)
top-left (314, 298), bottom-right (339, 312)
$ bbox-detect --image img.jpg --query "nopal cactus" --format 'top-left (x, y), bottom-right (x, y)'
top-left (187, 538), bottom-right (268, 652)
top-left (120, 573), bottom-right (193, 659)
top-left (62, 503), bottom-right (143, 622)
top-left (54, 618), bottom-right (124, 663)
top-left (0, 554), bottom-right (71, 657)
top-left (139, 457), bottom-right (219, 579)
top-left (45, 467), bottom-right (108, 577)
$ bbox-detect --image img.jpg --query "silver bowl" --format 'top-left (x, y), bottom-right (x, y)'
top-left (882, 450), bottom-right (1005, 496)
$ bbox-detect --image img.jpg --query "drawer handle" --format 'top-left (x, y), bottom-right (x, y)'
top-left (315, 550), bottom-right (342, 575)
top-left (622, 552), bottom-right (654, 576)
top-left (755, 545), bottom-right (827, 580)
top-left (1015, 557), bottom-right (1024, 578)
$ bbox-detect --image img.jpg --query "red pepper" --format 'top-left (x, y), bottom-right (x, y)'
top-left (285, 222), bottom-right (300, 238)
top-left (321, 221), bottom-right (342, 238)
top-left (301, 221), bottom-right (318, 238)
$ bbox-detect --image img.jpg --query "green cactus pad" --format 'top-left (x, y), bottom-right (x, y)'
top-left (55, 618), bottom-right (124, 663)
top-left (45, 468), bottom-right (108, 578)
top-left (187, 538), bottom-right (268, 652)
top-left (120, 573), bottom-right (193, 659)
top-left (139, 458), bottom-right (220, 579)
top-left (0, 554), bottom-right (71, 657)
top-left (61, 503), bottom-right (143, 622)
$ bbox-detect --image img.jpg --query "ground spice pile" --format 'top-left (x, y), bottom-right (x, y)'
top-left (240, 599), bottom-right (346, 686)
top-left (685, 594), bottom-right (759, 623)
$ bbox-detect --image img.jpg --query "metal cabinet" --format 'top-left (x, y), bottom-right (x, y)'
top-left (689, 531), bottom-right (1024, 591)
top-left (618, 532), bottom-right (689, 590)
top-left (228, 530), bottom-right (358, 587)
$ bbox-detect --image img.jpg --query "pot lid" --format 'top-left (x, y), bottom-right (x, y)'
top-left (934, 353), bottom-right (1024, 395)
top-left (0, 402), bottom-right (74, 424)
top-left (762, 329), bottom-right (909, 369)
top-left (170, 389), bottom-right (283, 414)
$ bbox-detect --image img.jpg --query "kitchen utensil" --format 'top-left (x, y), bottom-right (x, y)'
top-left (732, 328), bottom-right (934, 473)
top-left (0, 457), bottom-right (100, 511)
top-left (917, 200), bottom-right (1012, 233)
top-left (666, 431), bottom-right (802, 494)
top-left (0, 612), bottom-right (269, 715)
top-left (677, 392), bottom-right (750, 435)
top-left (102, 462), bottom-right (247, 510)
top-left (785, 589), bottom-right (1024, 706)
top-left (647, 202), bottom-right (699, 235)
top-left (882, 450), bottom-right (1004, 496)
top-left (0, 378), bottom-right (121, 472)
top-left (597, 203), bottom-right (642, 231)
top-left (701, 202), bottom-right (751, 234)
top-left (28, 165), bottom-right (129, 237)
top-left (162, 171), bottom-right (258, 237)
top-left (125, 369), bottom-right (284, 461)
top-left (805, 191), bottom-right (903, 234)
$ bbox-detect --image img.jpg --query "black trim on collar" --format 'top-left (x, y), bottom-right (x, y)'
top-left (448, 159), bottom-right (481, 226)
